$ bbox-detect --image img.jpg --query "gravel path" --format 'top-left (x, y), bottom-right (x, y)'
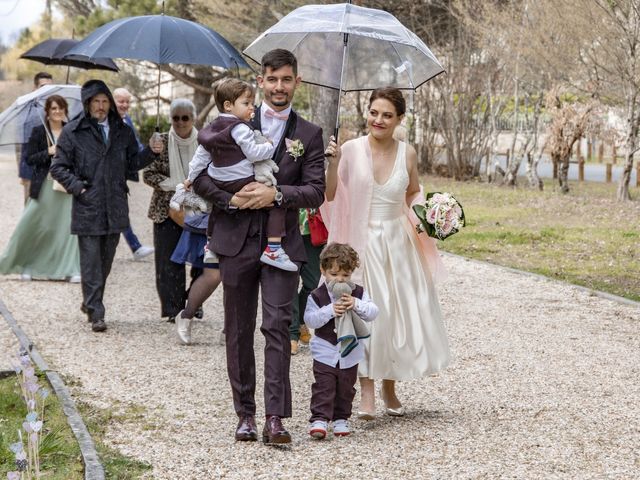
top-left (0, 152), bottom-right (638, 479)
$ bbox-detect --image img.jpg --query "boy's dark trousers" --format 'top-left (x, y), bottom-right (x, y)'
top-left (309, 359), bottom-right (358, 422)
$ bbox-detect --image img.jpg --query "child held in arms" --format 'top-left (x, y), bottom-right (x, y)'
top-left (188, 78), bottom-right (297, 271)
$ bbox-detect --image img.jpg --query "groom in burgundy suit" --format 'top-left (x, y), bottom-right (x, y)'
top-left (193, 49), bottom-right (325, 444)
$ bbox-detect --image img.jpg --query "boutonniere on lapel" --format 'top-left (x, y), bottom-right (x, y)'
top-left (285, 138), bottom-right (304, 161)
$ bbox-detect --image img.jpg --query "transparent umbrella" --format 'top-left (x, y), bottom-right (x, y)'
top-left (0, 84), bottom-right (82, 146)
top-left (244, 2), bottom-right (444, 136)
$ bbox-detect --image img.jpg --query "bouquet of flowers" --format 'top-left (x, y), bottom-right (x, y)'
top-left (412, 192), bottom-right (466, 240)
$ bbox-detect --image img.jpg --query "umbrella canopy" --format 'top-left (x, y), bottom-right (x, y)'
top-left (20, 38), bottom-right (119, 72)
top-left (0, 84), bottom-right (82, 146)
top-left (66, 14), bottom-right (251, 128)
top-left (65, 14), bottom-right (250, 69)
top-left (244, 3), bottom-right (444, 92)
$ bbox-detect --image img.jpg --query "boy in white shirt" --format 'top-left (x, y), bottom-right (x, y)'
top-left (304, 243), bottom-right (378, 438)
top-left (185, 78), bottom-right (297, 271)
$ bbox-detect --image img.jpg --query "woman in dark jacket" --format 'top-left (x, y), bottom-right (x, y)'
top-left (0, 95), bottom-right (80, 281)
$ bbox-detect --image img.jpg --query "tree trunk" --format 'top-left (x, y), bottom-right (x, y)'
top-left (309, 86), bottom-right (340, 147)
top-left (556, 150), bottom-right (570, 193)
top-left (616, 92), bottom-right (639, 201)
top-left (192, 66), bottom-right (214, 129)
top-left (503, 153), bottom-right (523, 186)
top-left (617, 153), bottom-right (634, 201)
top-left (354, 91), bottom-right (367, 137)
top-left (44, 0), bottom-right (52, 36)
top-left (526, 152), bottom-right (544, 190)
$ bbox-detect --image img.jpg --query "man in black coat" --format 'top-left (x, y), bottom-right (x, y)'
top-left (50, 79), bottom-right (164, 332)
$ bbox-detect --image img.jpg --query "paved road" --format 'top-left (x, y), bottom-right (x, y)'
top-left (488, 156), bottom-right (637, 183)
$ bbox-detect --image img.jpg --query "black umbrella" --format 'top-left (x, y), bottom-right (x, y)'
top-left (65, 13), bottom-right (252, 127)
top-left (20, 38), bottom-right (119, 72)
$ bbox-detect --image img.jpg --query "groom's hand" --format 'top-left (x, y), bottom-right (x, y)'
top-left (236, 182), bottom-right (276, 209)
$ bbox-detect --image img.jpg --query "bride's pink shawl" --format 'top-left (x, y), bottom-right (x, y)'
top-left (321, 136), bottom-right (447, 284)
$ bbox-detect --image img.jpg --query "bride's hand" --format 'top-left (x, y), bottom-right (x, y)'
top-left (324, 136), bottom-right (340, 164)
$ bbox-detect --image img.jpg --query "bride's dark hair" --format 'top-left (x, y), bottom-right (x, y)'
top-left (368, 87), bottom-right (405, 116)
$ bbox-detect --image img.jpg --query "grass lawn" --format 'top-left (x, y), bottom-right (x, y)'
top-left (76, 400), bottom-right (153, 479)
top-left (0, 373), bottom-right (151, 479)
top-left (421, 176), bottom-right (640, 302)
top-left (0, 373), bottom-right (83, 479)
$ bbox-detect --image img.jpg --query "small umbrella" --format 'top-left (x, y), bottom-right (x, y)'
top-left (0, 84), bottom-right (82, 146)
top-left (20, 38), bottom-right (119, 72)
top-left (244, 2), bottom-right (444, 136)
top-left (65, 13), bottom-right (251, 127)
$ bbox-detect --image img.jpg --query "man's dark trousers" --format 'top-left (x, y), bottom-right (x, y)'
top-left (78, 234), bottom-right (120, 321)
top-left (220, 226), bottom-right (298, 418)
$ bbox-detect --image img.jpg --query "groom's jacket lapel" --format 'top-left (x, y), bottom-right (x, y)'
top-left (251, 104), bottom-right (262, 132)
top-left (273, 111), bottom-right (298, 165)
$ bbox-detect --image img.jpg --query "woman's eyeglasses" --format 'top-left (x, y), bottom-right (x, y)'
top-left (172, 115), bottom-right (191, 122)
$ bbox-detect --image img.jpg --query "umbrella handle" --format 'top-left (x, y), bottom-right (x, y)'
top-left (334, 32), bottom-right (349, 144)
top-left (156, 65), bottom-right (161, 131)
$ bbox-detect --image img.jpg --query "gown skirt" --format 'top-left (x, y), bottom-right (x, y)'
top-left (0, 177), bottom-right (80, 280)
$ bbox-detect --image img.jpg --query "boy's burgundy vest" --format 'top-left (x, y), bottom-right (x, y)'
top-left (310, 283), bottom-right (364, 345)
top-left (197, 116), bottom-right (248, 168)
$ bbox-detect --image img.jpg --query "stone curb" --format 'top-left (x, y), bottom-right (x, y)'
top-left (0, 298), bottom-right (105, 480)
top-left (441, 251), bottom-right (640, 308)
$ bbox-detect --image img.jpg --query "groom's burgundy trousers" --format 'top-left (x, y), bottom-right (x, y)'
top-left (219, 229), bottom-right (298, 418)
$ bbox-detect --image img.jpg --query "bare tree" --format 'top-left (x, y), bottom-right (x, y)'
top-left (524, 98), bottom-right (545, 190)
top-left (587, 1), bottom-right (640, 201)
top-left (545, 88), bottom-right (595, 193)
top-left (501, 0), bottom-right (639, 200)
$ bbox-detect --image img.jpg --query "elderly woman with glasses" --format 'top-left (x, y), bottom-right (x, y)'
top-left (143, 98), bottom-right (202, 323)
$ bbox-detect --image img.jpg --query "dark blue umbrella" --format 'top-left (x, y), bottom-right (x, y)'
top-left (65, 15), bottom-right (249, 68)
top-left (66, 14), bottom-right (251, 126)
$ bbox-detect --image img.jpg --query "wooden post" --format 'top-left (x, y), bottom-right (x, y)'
top-left (606, 163), bottom-right (612, 183)
top-left (578, 156), bottom-right (585, 181)
top-left (612, 145), bottom-right (617, 165)
top-left (598, 142), bottom-right (604, 163)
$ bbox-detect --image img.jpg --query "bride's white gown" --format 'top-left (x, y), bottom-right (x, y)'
top-left (359, 142), bottom-right (450, 380)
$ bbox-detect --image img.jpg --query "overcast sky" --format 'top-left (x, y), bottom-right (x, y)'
top-left (0, 0), bottom-right (47, 46)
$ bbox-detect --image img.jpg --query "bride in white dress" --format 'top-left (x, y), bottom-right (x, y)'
top-left (323, 87), bottom-right (450, 418)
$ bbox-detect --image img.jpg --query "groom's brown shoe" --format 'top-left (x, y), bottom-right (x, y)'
top-left (235, 415), bottom-right (258, 441)
top-left (262, 415), bottom-right (291, 444)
